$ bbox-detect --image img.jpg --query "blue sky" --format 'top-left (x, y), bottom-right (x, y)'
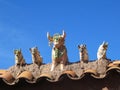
top-left (0, 0), bottom-right (120, 69)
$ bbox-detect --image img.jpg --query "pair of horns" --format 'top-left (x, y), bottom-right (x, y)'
top-left (29, 47), bottom-right (38, 51)
top-left (78, 44), bottom-right (86, 49)
top-left (47, 30), bottom-right (66, 41)
top-left (14, 49), bottom-right (21, 54)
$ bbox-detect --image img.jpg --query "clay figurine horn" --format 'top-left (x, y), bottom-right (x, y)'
top-left (62, 30), bottom-right (66, 38)
top-left (47, 32), bottom-right (53, 42)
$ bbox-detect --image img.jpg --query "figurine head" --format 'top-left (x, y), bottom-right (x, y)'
top-left (29, 47), bottom-right (38, 54)
top-left (102, 41), bottom-right (108, 50)
top-left (47, 31), bottom-right (66, 48)
top-left (78, 44), bottom-right (86, 52)
top-left (14, 49), bottom-right (21, 56)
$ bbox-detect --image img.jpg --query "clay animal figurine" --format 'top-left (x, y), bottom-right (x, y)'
top-left (78, 44), bottom-right (89, 63)
top-left (14, 49), bottom-right (26, 66)
top-left (30, 47), bottom-right (42, 66)
top-left (47, 31), bottom-right (68, 71)
top-left (97, 41), bottom-right (108, 60)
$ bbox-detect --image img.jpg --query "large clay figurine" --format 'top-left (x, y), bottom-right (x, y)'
top-left (47, 31), bottom-right (68, 71)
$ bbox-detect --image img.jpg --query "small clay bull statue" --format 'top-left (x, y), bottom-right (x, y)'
top-left (47, 31), bottom-right (68, 71)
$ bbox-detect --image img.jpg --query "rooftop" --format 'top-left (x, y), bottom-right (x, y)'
top-left (0, 59), bottom-right (120, 90)
top-left (0, 59), bottom-right (119, 84)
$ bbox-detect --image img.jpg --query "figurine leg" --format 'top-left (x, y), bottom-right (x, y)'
top-left (80, 61), bottom-right (84, 69)
top-left (60, 63), bottom-right (64, 71)
top-left (51, 64), bottom-right (55, 71)
top-left (15, 60), bottom-right (18, 65)
top-left (32, 59), bottom-right (35, 64)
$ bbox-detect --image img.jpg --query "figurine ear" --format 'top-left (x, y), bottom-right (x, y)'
top-left (36, 47), bottom-right (38, 49)
top-left (29, 48), bottom-right (31, 51)
top-left (78, 45), bottom-right (80, 49)
top-left (62, 30), bottom-right (66, 38)
top-left (47, 32), bottom-right (53, 42)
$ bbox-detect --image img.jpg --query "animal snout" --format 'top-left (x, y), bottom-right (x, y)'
top-left (54, 41), bottom-right (59, 45)
top-left (31, 52), bottom-right (35, 54)
top-left (16, 54), bottom-right (19, 57)
top-left (80, 49), bottom-right (84, 52)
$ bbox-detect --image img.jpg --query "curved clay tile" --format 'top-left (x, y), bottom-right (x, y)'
top-left (58, 70), bottom-right (77, 81)
top-left (108, 61), bottom-right (120, 67)
top-left (39, 74), bottom-right (53, 80)
top-left (17, 71), bottom-right (33, 81)
top-left (106, 66), bottom-right (120, 73)
top-left (113, 60), bottom-right (120, 64)
top-left (0, 70), bottom-right (7, 74)
top-left (108, 63), bottom-right (116, 67)
top-left (62, 70), bottom-right (77, 77)
top-left (83, 69), bottom-right (97, 76)
top-left (0, 70), bottom-right (14, 83)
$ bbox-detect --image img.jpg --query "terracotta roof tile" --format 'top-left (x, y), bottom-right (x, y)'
top-left (17, 71), bottom-right (33, 81)
top-left (62, 70), bottom-right (77, 77)
top-left (83, 69), bottom-right (97, 76)
top-left (39, 73), bottom-right (53, 80)
top-left (108, 60), bottom-right (120, 67)
top-left (0, 70), bottom-right (14, 84)
top-left (106, 66), bottom-right (120, 72)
